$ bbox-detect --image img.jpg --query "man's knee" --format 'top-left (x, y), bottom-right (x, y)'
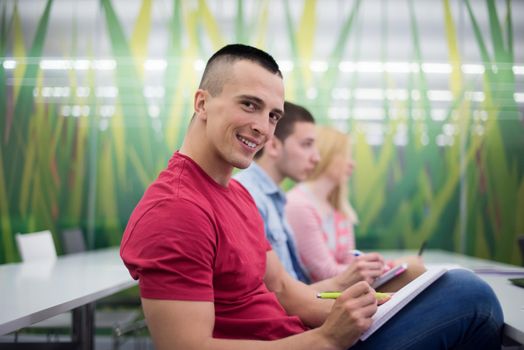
top-left (443, 269), bottom-right (503, 322)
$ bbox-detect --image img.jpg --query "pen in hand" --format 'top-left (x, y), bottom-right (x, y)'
top-left (317, 291), bottom-right (392, 303)
top-left (351, 249), bottom-right (364, 257)
top-left (418, 240), bottom-right (427, 257)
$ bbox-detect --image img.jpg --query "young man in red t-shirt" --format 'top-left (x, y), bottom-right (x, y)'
top-left (121, 44), bottom-right (503, 350)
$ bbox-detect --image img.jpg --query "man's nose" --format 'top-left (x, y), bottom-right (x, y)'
top-left (252, 117), bottom-right (270, 136)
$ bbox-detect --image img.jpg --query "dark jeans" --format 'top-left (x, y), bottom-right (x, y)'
top-left (351, 269), bottom-right (503, 350)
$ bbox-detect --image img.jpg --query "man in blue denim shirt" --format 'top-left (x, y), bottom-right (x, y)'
top-left (236, 161), bottom-right (311, 282)
top-left (236, 101), bottom-right (388, 291)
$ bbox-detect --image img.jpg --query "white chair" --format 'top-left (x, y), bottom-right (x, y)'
top-left (15, 229), bottom-right (142, 349)
top-left (15, 230), bottom-right (57, 262)
top-left (14, 230), bottom-right (71, 337)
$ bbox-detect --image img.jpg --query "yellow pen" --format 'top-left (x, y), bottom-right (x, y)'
top-left (316, 291), bottom-right (391, 301)
top-left (316, 291), bottom-right (342, 299)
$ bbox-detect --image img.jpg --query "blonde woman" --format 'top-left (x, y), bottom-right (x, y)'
top-left (286, 126), bottom-right (424, 289)
top-left (285, 126), bottom-right (358, 281)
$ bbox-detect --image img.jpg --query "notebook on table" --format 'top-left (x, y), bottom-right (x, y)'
top-left (361, 266), bottom-right (448, 341)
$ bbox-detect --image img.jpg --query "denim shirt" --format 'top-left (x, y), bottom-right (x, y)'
top-left (235, 163), bottom-right (310, 283)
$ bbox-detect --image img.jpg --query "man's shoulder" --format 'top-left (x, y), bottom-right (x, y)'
top-left (235, 174), bottom-right (262, 194)
top-left (163, 153), bottom-right (220, 199)
top-left (130, 155), bottom-right (216, 223)
top-left (235, 163), bottom-right (276, 196)
top-left (235, 173), bottom-right (268, 206)
top-left (234, 164), bottom-right (258, 184)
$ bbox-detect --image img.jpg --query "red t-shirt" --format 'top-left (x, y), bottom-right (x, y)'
top-left (121, 152), bottom-right (307, 340)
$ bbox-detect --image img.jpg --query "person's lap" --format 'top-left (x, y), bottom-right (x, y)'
top-left (350, 269), bottom-right (503, 350)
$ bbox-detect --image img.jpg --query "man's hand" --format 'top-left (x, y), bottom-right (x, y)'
top-left (333, 253), bottom-right (386, 290)
top-left (317, 281), bottom-right (377, 349)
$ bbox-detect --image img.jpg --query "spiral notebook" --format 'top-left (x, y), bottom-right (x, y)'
top-left (360, 266), bottom-right (448, 341)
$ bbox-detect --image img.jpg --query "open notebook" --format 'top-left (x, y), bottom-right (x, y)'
top-left (361, 266), bottom-right (448, 341)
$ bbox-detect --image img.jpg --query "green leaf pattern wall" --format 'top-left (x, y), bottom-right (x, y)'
top-left (0, 0), bottom-right (523, 265)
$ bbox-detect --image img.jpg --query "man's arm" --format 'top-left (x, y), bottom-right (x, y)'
top-left (264, 250), bottom-right (376, 331)
top-left (141, 298), bottom-right (327, 350)
top-left (142, 291), bottom-right (376, 350)
top-left (264, 250), bottom-right (332, 327)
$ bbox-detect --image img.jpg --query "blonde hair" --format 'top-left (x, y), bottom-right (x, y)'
top-left (308, 126), bottom-right (358, 223)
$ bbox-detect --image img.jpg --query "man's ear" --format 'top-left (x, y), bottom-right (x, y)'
top-left (193, 89), bottom-right (208, 120)
top-left (265, 136), bottom-right (283, 158)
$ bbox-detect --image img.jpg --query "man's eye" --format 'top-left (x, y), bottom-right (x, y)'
top-left (242, 101), bottom-right (256, 110)
top-left (269, 113), bottom-right (281, 123)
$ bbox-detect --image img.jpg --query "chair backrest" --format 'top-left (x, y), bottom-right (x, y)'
top-left (61, 228), bottom-right (87, 254)
top-left (15, 230), bottom-right (57, 262)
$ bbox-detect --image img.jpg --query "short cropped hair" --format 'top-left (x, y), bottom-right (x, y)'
top-left (199, 44), bottom-right (282, 96)
top-left (275, 101), bottom-right (315, 141)
top-left (255, 101), bottom-right (315, 159)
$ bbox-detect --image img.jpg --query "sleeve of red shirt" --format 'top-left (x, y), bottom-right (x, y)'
top-left (121, 198), bottom-right (217, 301)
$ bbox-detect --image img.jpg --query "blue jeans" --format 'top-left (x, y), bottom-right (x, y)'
top-left (351, 269), bottom-right (503, 350)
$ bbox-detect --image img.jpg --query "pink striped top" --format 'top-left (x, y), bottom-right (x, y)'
top-left (285, 184), bottom-right (356, 282)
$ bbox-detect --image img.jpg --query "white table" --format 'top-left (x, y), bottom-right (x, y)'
top-left (380, 249), bottom-right (524, 345)
top-left (0, 247), bottom-right (137, 349)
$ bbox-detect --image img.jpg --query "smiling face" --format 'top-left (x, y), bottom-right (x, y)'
top-left (192, 60), bottom-right (285, 180)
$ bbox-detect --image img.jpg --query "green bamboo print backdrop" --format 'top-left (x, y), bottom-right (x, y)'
top-left (0, 0), bottom-right (523, 265)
